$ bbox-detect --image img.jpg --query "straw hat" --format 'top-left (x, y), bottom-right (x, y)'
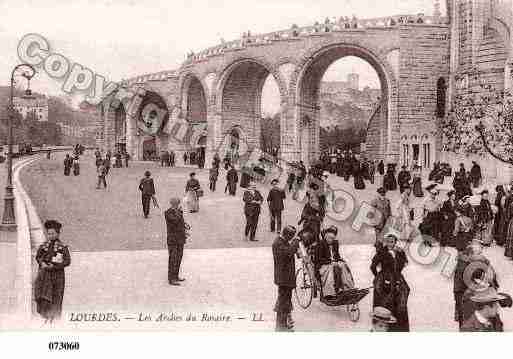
top-left (371, 307), bottom-right (397, 323)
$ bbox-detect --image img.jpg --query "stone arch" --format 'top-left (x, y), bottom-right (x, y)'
top-left (213, 57), bottom-right (288, 112)
top-left (212, 57), bottom-right (288, 153)
top-left (178, 72), bottom-right (208, 123)
top-left (288, 41), bottom-right (399, 164)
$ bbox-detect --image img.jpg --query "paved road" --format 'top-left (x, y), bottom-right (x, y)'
top-left (13, 151), bottom-right (513, 331)
top-left (20, 152), bottom-right (387, 251)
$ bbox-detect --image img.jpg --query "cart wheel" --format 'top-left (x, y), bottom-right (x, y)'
top-left (294, 267), bottom-right (313, 309)
top-left (348, 304), bottom-right (360, 322)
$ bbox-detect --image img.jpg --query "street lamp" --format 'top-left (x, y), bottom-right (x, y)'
top-left (0, 63), bottom-right (37, 231)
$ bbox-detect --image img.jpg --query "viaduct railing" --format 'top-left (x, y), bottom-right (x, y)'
top-left (121, 13), bottom-right (448, 87)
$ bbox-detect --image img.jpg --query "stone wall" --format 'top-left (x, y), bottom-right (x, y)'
top-left (398, 24), bottom-right (451, 166)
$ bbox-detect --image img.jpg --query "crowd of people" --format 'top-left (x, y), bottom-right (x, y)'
top-left (47, 147), bottom-right (513, 331)
top-left (272, 155), bottom-right (513, 332)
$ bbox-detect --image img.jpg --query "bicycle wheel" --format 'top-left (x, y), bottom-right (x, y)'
top-left (348, 303), bottom-right (360, 322)
top-left (294, 266), bottom-right (313, 309)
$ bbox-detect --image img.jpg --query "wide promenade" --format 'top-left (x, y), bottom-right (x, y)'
top-left (8, 151), bottom-right (513, 331)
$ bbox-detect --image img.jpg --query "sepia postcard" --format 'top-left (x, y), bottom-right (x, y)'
top-left (1, 0), bottom-right (512, 356)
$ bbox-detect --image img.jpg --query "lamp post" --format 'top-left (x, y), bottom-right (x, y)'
top-left (0, 63), bottom-right (36, 231)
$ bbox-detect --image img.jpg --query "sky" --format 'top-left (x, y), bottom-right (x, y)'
top-left (0, 0), bottom-right (446, 112)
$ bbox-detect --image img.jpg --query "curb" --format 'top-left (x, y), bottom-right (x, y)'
top-left (12, 156), bottom-right (41, 324)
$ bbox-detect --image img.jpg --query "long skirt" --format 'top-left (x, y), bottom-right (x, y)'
top-left (441, 218), bottom-right (455, 247)
top-left (185, 190), bottom-right (199, 212)
top-left (319, 261), bottom-right (355, 298)
top-left (477, 221), bottom-right (493, 246)
top-left (419, 212), bottom-right (441, 243)
top-left (34, 269), bottom-right (65, 320)
top-left (372, 272), bottom-right (410, 332)
top-left (493, 211), bottom-right (506, 246)
top-left (64, 166), bottom-right (71, 176)
top-left (412, 177), bottom-right (423, 197)
top-left (505, 219), bottom-right (513, 259)
top-left (455, 231), bottom-right (473, 252)
top-left (354, 174), bottom-right (365, 190)
top-left (383, 174), bottom-right (397, 191)
top-left (73, 164), bottom-right (80, 176)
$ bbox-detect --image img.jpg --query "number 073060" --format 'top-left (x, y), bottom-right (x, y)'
top-left (48, 342), bottom-right (80, 351)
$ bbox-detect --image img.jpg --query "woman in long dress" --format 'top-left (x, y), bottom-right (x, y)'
top-left (353, 157), bottom-right (365, 190)
top-left (395, 185), bottom-right (413, 241)
top-left (453, 205), bottom-right (474, 252)
top-left (493, 185), bottom-right (506, 246)
top-left (440, 190), bottom-right (457, 247)
top-left (35, 220), bottom-right (71, 323)
top-left (371, 234), bottom-right (410, 332)
top-left (383, 164), bottom-right (397, 191)
top-left (412, 165), bottom-right (423, 197)
top-left (476, 190), bottom-right (494, 246)
top-left (185, 172), bottom-right (201, 213)
top-left (419, 185), bottom-right (442, 244)
top-left (72, 156), bottom-right (80, 176)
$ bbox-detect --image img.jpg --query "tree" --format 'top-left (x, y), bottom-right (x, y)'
top-left (443, 67), bottom-right (513, 165)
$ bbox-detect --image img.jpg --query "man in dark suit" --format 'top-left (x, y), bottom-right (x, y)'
top-left (460, 287), bottom-right (507, 332)
top-left (243, 183), bottom-right (263, 241)
top-left (267, 179), bottom-right (286, 233)
top-left (164, 197), bottom-right (188, 286)
top-left (272, 225), bottom-right (298, 331)
top-left (139, 171), bottom-right (156, 218)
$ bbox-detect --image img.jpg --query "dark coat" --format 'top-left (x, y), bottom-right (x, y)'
top-left (476, 199), bottom-right (494, 225)
top-left (185, 178), bottom-right (200, 192)
top-left (243, 190), bottom-right (263, 216)
top-left (34, 239), bottom-right (71, 319)
top-left (313, 239), bottom-right (341, 267)
top-left (227, 168), bottom-right (239, 183)
top-left (139, 178), bottom-right (155, 196)
top-left (470, 164), bottom-right (482, 180)
top-left (370, 248), bottom-right (410, 332)
top-left (164, 207), bottom-right (187, 245)
top-left (377, 161), bottom-right (385, 175)
top-left (441, 199), bottom-right (457, 244)
top-left (272, 236), bottom-right (299, 287)
top-left (397, 170), bottom-right (411, 187)
top-left (267, 188), bottom-right (286, 211)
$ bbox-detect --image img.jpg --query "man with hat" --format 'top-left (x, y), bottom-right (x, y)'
top-left (460, 287), bottom-right (507, 331)
top-left (243, 182), bottom-right (264, 241)
top-left (139, 171), bottom-right (156, 218)
top-left (370, 187), bottom-right (391, 251)
top-left (267, 179), bottom-right (286, 234)
top-left (272, 225), bottom-right (299, 331)
top-left (370, 307), bottom-right (397, 332)
top-left (164, 197), bottom-right (188, 286)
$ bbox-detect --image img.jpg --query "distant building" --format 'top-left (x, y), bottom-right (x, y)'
top-left (13, 95), bottom-right (49, 122)
top-left (59, 123), bottom-right (97, 139)
top-left (347, 73), bottom-right (359, 90)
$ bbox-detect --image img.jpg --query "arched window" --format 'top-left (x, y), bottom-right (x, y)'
top-left (436, 77), bottom-right (446, 118)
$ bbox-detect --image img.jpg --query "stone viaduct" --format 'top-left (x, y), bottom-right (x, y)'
top-left (96, 9), bottom-right (453, 170)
